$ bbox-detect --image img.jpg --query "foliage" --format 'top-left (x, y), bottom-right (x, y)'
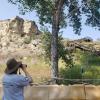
top-left (80, 51), bottom-right (100, 84)
top-left (41, 28), bottom-right (73, 67)
top-left (60, 65), bottom-right (82, 85)
top-left (12, 0), bottom-right (99, 32)
top-left (23, 36), bottom-right (31, 44)
top-left (40, 29), bottom-right (51, 64)
top-left (8, 0), bottom-right (100, 81)
top-left (82, 0), bottom-right (100, 29)
top-left (8, 0), bottom-right (84, 34)
top-left (80, 51), bottom-right (100, 67)
top-left (82, 66), bottom-right (100, 85)
top-left (60, 50), bottom-right (100, 85)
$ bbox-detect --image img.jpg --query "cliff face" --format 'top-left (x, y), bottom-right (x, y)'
top-left (0, 16), bottom-right (42, 59)
top-left (0, 16), bottom-right (41, 35)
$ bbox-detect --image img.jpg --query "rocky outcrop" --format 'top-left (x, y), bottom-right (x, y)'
top-left (8, 16), bottom-right (24, 34)
top-left (0, 16), bottom-right (42, 59)
top-left (23, 20), bottom-right (40, 35)
top-left (0, 16), bottom-right (41, 35)
top-left (65, 39), bottom-right (100, 56)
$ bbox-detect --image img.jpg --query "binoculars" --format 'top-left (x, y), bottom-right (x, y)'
top-left (19, 64), bottom-right (27, 68)
top-left (18, 64), bottom-right (27, 75)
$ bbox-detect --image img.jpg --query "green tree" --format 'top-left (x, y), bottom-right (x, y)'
top-left (41, 28), bottom-right (73, 67)
top-left (8, 0), bottom-right (100, 83)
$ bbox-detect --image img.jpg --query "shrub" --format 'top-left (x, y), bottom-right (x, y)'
top-left (23, 36), bottom-right (31, 44)
top-left (60, 65), bottom-right (82, 85)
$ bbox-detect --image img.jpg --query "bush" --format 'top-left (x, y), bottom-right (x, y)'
top-left (60, 64), bottom-right (100, 85)
top-left (60, 65), bottom-right (82, 85)
top-left (23, 36), bottom-right (31, 44)
top-left (83, 66), bottom-right (100, 85)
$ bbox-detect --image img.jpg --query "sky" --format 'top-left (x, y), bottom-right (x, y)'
top-left (0, 0), bottom-right (100, 41)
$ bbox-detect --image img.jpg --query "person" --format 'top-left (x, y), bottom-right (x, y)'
top-left (2, 58), bottom-right (33, 100)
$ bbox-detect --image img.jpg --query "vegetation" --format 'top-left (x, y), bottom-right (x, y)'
top-left (41, 29), bottom-right (73, 67)
top-left (60, 65), bottom-right (82, 84)
top-left (60, 50), bottom-right (100, 85)
top-left (0, 40), bottom-right (100, 85)
top-left (8, 0), bottom-right (100, 83)
top-left (23, 36), bottom-right (31, 44)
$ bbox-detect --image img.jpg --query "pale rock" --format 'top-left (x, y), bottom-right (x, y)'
top-left (0, 16), bottom-right (42, 57)
top-left (8, 16), bottom-right (24, 34)
top-left (24, 20), bottom-right (39, 35)
top-left (23, 57), bottom-right (27, 60)
top-left (2, 42), bottom-right (7, 47)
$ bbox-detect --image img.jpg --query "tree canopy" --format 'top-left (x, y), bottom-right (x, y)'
top-left (8, 0), bottom-right (100, 32)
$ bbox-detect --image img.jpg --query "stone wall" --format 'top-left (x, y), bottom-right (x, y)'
top-left (1, 84), bottom-right (100, 100)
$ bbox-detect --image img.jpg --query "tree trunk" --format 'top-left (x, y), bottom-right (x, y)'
top-left (51, 13), bottom-right (59, 83)
top-left (51, 0), bottom-right (64, 84)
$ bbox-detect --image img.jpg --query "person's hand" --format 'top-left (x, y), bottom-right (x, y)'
top-left (21, 64), bottom-right (31, 77)
top-left (21, 64), bottom-right (27, 72)
top-left (20, 63), bottom-right (33, 85)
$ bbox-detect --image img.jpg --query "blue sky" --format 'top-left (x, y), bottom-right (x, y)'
top-left (0, 0), bottom-right (100, 40)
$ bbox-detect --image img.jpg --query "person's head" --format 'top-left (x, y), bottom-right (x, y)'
top-left (5, 58), bottom-right (22, 74)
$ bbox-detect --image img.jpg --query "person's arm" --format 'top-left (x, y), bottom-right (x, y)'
top-left (21, 64), bottom-right (33, 85)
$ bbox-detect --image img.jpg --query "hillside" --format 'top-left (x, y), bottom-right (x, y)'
top-left (0, 16), bottom-right (43, 61)
top-left (64, 38), bottom-right (100, 56)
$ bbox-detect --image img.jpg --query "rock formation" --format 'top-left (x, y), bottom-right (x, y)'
top-left (0, 16), bottom-right (41, 35)
top-left (0, 16), bottom-right (42, 59)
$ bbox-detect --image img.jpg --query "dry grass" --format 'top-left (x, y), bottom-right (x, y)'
top-left (0, 56), bottom-right (51, 83)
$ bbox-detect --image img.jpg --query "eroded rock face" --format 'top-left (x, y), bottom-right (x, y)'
top-left (24, 20), bottom-right (40, 35)
top-left (2, 16), bottom-right (41, 35)
top-left (8, 16), bottom-right (24, 34)
top-left (0, 16), bottom-right (42, 59)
